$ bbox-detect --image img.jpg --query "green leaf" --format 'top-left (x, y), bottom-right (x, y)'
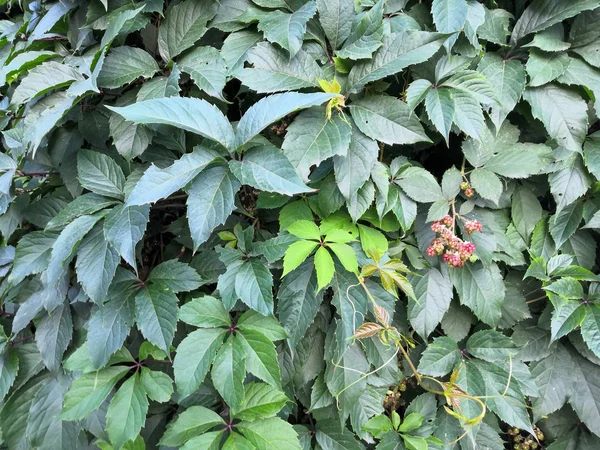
top-left (125, 146), bottom-right (223, 207)
top-left (549, 295), bottom-right (585, 341)
top-left (470, 168), bottom-right (502, 203)
top-left (314, 246), bottom-right (335, 291)
top-left (549, 201), bottom-right (584, 248)
top-left (106, 373), bottom-right (148, 449)
top-left (158, 0), bottom-right (218, 61)
top-left (418, 336), bottom-right (460, 377)
top-left (581, 305), bottom-right (600, 359)
top-left (76, 223), bottom-right (120, 303)
top-left (466, 329), bottom-right (516, 362)
top-left (277, 259), bottom-right (321, 348)
top-left (348, 31), bottom-right (446, 93)
top-left (256, 2), bottom-right (316, 58)
top-left (87, 295), bottom-right (134, 369)
top-left (336, 0), bottom-right (384, 60)
top-left (549, 157), bottom-right (590, 213)
top-left (238, 417), bottom-right (302, 450)
top-left (231, 382), bottom-right (288, 421)
top-left (333, 124), bottom-right (378, 200)
top-left (403, 435), bottom-right (428, 450)
top-left (477, 53), bottom-right (526, 129)
top-left (349, 95), bottom-right (430, 146)
top-left (179, 46), bottom-right (228, 101)
top-left (135, 284), bottom-right (179, 355)
top-left (545, 277), bottom-right (584, 299)
top-left (511, 186), bottom-right (543, 243)
top-left (569, 351), bottom-right (600, 436)
top-left (0, 350), bottom-right (18, 401)
top-left (140, 367), bottom-right (173, 403)
top-left (9, 231), bottom-right (57, 284)
top-left (221, 30), bottom-right (263, 77)
top-left (328, 243), bottom-right (358, 274)
top-left (98, 46), bottom-right (159, 89)
top-left (147, 260), bottom-right (203, 293)
top-left (525, 48), bottom-right (571, 87)
top-left (103, 205), bottom-right (149, 271)
top-left (282, 240), bottom-right (319, 276)
top-left (425, 87), bottom-right (455, 145)
top-left (212, 334), bottom-right (246, 407)
top-left (237, 310), bottom-right (287, 341)
top-left (235, 258), bottom-right (274, 315)
top-left (315, 420), bottom-right (364, 450)
top-left (362, 414), bottom-right (393, 438)
top-left (61, 366), bottom-right (129, 421)
top-left (108, 98), bottom-right (235, 150)
top-left (109, 112), bottom-right (152, 161)
top-left (530, 343), bottom-right (573, 420)
top-left (238, 328), bottom-right (281, 388)
top-left (10, 61), bottom-right (82, 106)
top-left (449, 262), bottom-right (505, 327)
top-left (395, 167), bottom-right (444, 203)
top-left (239, 43), bottom-right (323, 93)
top-left (236, 92), bottom-right (337, 149)
top-left (484, 143), bottom-right (552, 179)
top-left (523, 85), bottom-right (588, 153)
top-left (0, 51), bottom-right (57, 87)
top-left (173, 328), bottom-right (227, 398)
top-left (179, 296), bottom-right (231, 328)
top-left (283, 108), bottom-right (351, 181)
top-left (186, 163), bottom-right (241, 251)
top-left (316, 0), bottom-right (354, 50)
top-left (182, 431), bottom-right (225, 450)
top-left (451, 90), bottom-right (485, 140)
top-left (511, 0), bottom-right (600, 43)
top-left (77, 150), bottom-right (126, 200)
top-left (159, 405), bottom-right (225, 446)
top-left (409, 268), bottom-right (453, 338)
top-left (230, 144), bottom-right (313, 195)
top-left (432, 0), bottom-right (468, 33)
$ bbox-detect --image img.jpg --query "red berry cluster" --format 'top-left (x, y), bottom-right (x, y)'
top-left (426, 216), bottom-right (481, 267)
top-left (460, 181), bottom-right (475, 198)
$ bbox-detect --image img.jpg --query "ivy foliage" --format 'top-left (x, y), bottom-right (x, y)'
top-left (1, 0), bottom-right (600, 449)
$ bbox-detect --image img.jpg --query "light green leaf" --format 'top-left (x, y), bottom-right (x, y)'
top-left (395, 167), bottom-right (444, 203)
top-left (336, 0), bottom-right (384, 60)
top-left (409, 268), bottom-right (453, 338)
top-left (314, 246), bottom-right (335, 291)
top-left (106, 374), bottom-right (148, 449)
top-left (173, 328), bottom-right (227, 399)
top-left (235, 258), bottom-right (274, 315)
top-left (135, 284), bottom-right (179, 355)
top-left (282, 240), bottom-right (319, 276)
top-left (10, 61), bottom-right (82, 106)
top-left (182, 431), bottom-right (225, 450)
top-left (125, 146), bottom-right (223, 206)
top-left (328, 243), bottom-right (358, 274)
top-left (147, 259), bottom-right (203, 293)
top-left (236, 92), bottom-right (337, 149)
top-left (103, 204), bottom-right (149, 271)
top-left (179, 296), bottom-right (231, 328)
top-left (212, 334), bottom-right (246, 407)
top-left (526, 48), bottom-right (571, 87)
top-left (159, 405), bottom-right (225, 446)
top-left (108, 98), bottom-right (235, 150)
top-left (425, 87), bottom-right (454, 145)
top-left (237, 310), bottom-right (287, 341)
top-left (77, 150), bottom-right (125, 200)
top-left (317, 0), bottom-right (354, 50)
top-left (98, 46), bottom-right (159, 89)
top-left (524, 84), bottom-right (588, 153)
top-left (348, 31), bottom-right (446, 93)
top-left (239, 43), bottom-right (323, 93)
top-left (0, 51), bottom-right (57, 87)
top-left (238, 417), bottom-right (302, 450)
top-left (140, 367), bottom-right (173, 403)
top-left (230, 145), bottom-right (313, 195)
top-left (283, 108), bottom-right (351, 181)
top-left (418, 336), bottom-right (460, 377)
top-left (432, 0), bottom-right (468, 33)
top-left (158, 0), bottom-right (218, 61)
top-left (470, 168), bottom-right (502, 203)
top-left (477, 53), bottom-right (526, 129)
top-left (186, 163), bottom-right (240, 251)
top-left (449, 262), bottom-right (505, 327)
top-left (179, 46), bottom-right (228, 101)
top-left (61, 366), bottom-right (129, 421)
top-left (256, 1), bottom-right (316, 58)
top-left (334, 125), bottom-right (378, 199)
top-left (231, 382), bottom-right (288, 421)
top-left (349, 94), bottom-right (430, 145)
top-left (87, 295), bottom-right (134, 370)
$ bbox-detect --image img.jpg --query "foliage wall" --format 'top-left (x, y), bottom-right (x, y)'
top-left (1, 0), bottom-right (600, 449)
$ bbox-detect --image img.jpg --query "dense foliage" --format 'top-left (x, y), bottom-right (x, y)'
top-left (2, 0), bottom-right (600, 448)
